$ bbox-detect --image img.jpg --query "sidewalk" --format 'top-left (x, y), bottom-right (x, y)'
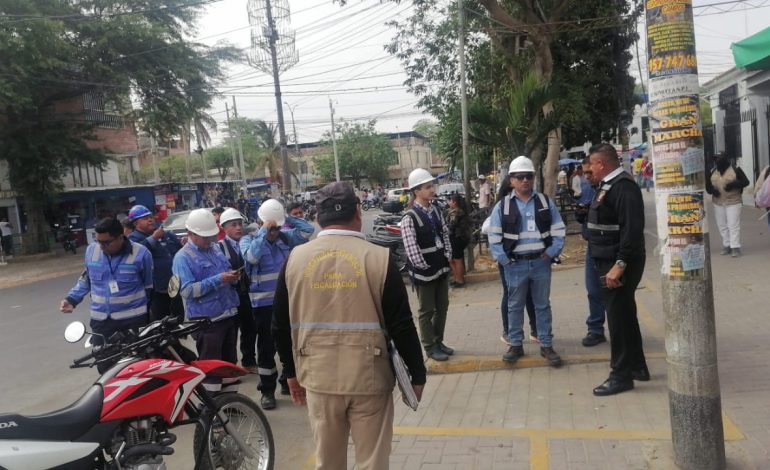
top-left (0, 249), bottom-right (83, 290)
top-left (325, 192), bottom-right (769, 470)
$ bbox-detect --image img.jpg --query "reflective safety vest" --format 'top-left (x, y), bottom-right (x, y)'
top-left (284, 233), bottom-right (395, 395)
top-left (500, 192), bottom-right (553, 256)
top-left (84, 242), bottom-right (150, 322)
top-left (404, 207), bottom-right (450, 284)
top-left (176, 244), bottom-right (239, 321)
top-left (587, 171), bottom-right (635, 260)
top-left (244, 234), bottom-right (290, 308)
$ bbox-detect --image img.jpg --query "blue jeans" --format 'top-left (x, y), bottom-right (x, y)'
top-left (503, 257), bottom-right (553, 347)
top-left (498, 263), bottom-right (537, 337)
top-left (584, 245), bottom-right (606, 335)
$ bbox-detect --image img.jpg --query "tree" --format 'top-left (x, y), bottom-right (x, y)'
top-left (0, 0), bottom-right (240, 252)
top-left (205, 146), bottom-right (234, 180)
top-left (315, 121), bottom-right (397, 187)
top-left (386, 0), bottom-right (641, 195)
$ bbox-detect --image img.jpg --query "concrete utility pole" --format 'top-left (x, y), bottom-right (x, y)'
top-left (225, 102), bottom-right (239, 181)
top-left (231, 97), bottom-right (249, 195)
top-left (247, 0), bottom-right (298, 194)
top-left (150, 136), bottom-right (159, 183)
top-left (284, 101), bottom-right (302, 190)
top-left (329, 98), bottom-right (340, 182)
top-left (458, 0), bottom-right (474, 270)
top-left (644, 1), bottom-right (725, 468)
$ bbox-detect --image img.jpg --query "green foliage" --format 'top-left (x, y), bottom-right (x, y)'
top-left (205, 146), bottom-right (234, 180)
top-left (0, 0), bottom-right (240, 250)
top-left (315, 121), bottom-right (397, 187)
top-left (137, 154), bottom-right (202, 184)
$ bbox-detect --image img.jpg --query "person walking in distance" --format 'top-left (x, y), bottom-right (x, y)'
top-left (126, 205), bottom-right (184, 321)
top-left (216, 208), bottom-right (254, 373)
top-left (273, 182), bottom-right (426, 470)
top-left (240, 199), bottom-right (314, 410)
top-left (60, 218), bottom-right (153, 362)
top-left (478, 174), bottom-right (492, 213)
top-left (401, 168), bottom-right (454, 361)
top-left (574, 158), bottom-right (607, 347)
top-left (172, 209), bottom-right (241, 394)
top-left (705, 153), bottom-right (749, 257)
top-left (0, 218), bottom-right (13, 258)
top-left (488, 156), bottom-right (566, 367)
top-left (586, 143), bottom-right (649, 396)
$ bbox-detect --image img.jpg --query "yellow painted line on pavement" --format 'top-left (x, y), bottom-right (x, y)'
top-left (300, 414), bottom-right (742, 470)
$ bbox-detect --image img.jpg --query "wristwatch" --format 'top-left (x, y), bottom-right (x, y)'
top-left (615, 260), bottom-right (627, 269)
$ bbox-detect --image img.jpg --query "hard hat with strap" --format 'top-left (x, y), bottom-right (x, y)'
top-left (258, 199), bottom-right (286, 226)
top-left (220, 208), bottom-right (244, 226)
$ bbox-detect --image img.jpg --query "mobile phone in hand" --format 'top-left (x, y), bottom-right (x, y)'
top-left (599, 275), bottom-right (608, 288)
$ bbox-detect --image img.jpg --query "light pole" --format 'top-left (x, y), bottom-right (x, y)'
top-left (284, 101), bottom-right (302, 191)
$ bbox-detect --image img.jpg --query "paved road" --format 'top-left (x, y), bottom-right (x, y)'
top-left (0, 210), bottom-right (388, 468)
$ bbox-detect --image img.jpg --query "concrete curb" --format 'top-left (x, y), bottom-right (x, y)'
top-left (426, 352), bottom-right (667, 375)
top-left (0, 267), bottom-right (83, 290)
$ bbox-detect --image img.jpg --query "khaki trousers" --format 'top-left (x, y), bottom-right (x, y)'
top-left (306, 391), bottom-right (394, 470)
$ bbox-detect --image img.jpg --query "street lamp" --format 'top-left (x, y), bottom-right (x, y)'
top-left (284, 101), bottom-right (303, 191)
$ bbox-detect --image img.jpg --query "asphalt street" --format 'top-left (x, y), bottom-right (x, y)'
top-left (0, 209), bottom-right (388, 468)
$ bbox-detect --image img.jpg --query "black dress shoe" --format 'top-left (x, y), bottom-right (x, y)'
top-left (260, 393), bottom-right (277, 410)
top-left (437, 342), bottom-right (454, 355)
top-left (632, 368), bottom-right (650, 381)
top-left (593, 377), bottom-right (634, 396)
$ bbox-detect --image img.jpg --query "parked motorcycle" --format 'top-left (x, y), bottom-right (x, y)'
top-left (367, 225), bottom-right (408, 273)
top-left (53, 223), bottom-right (78, 254)
top-left (0, 317), bottom-right (274, 470)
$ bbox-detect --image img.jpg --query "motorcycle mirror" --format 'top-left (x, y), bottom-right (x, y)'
top-left (84, 335), bottom-right (93, 348)
top-left (64, 321), bottom-right (86, 343)
top-left (168, 275), bottom-right (181, 298)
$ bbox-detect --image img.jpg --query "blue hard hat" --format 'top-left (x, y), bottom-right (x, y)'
top-left (127, 205), bottom-right (152, 221)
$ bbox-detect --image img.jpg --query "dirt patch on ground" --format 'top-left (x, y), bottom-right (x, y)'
top-left (472, 234), bottom-right (586, 272)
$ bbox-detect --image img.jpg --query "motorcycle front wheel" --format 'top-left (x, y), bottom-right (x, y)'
top-left (193, 393), bottom-right (275, 470)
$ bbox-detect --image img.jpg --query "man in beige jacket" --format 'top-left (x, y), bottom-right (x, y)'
top-left (273, 182), bottom-right (426, 470)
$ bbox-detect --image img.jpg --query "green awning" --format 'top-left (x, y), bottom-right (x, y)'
top-left (732, 26), bottom-right (770, 71)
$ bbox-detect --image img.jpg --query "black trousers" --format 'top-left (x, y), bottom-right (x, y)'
top-left (253, 305), bottom-right (278, 394)
top-left (193, 317), bottom-right (238, 392)
top-left (90, 314), bottom-right (148, 373)
top-left (596, 257), bottom-right (648, 381)
top-left (149, 291), bottom-right (184, 323)
top-left (237, 293), bottom-right (257, 366)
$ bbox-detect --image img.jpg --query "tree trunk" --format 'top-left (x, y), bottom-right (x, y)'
top-left (532, 36), bottom-right (560, 198)
top-left (22, 196), bottom-right (50, 254)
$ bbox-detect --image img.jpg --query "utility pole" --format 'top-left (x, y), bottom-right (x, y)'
top-left (329, 98), bottom-right (340, 182)
top-left (225, 102), bottom-right (239, 181)
top-left (231, 97), bottom-right (248, 196)
top-left (248, 0), bottom-right (298, 194)
top-left (285, 101), bottom-right (302, 190)
top-left (458, 0), bottom-right (474, 270)
top-left (150, 135), bottom-right (159, 183)
top-left (645, 1), bottom-right (724, 468)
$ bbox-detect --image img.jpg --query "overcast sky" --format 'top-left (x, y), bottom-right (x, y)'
top-left (195, 0), bottom-right (770, 145)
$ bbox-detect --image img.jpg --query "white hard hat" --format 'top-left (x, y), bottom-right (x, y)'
top-left (220, 208), bottom-right (244, 226)
top-left (257, 199), bottom-right (286, 226)
top-left (508, 156), bottom-right (535, 174)
top-left (185, 209), bottom-right (219, 237)
top-left (408, 168), bottom-right (435, 190)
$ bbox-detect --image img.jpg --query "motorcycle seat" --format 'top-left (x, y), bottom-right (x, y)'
top-left (0, 384), bottom-right (103, 441)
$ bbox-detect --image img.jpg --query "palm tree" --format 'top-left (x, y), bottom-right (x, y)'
top-left (469, 72), bottom-right (559, 193)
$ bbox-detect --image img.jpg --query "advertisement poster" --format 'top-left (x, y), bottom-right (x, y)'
top-left (666, 192), bottom-right (706, 278)
top-left (646, 0), bottom-right (697, 79)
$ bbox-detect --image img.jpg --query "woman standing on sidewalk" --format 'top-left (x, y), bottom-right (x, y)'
top-left (706, 153), bottom-right (749, 257)
top-left (446, 194), bottom-right (471, 288)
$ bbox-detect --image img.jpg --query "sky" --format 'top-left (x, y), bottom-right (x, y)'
top-left (194, 0), bottom-right (770, 145)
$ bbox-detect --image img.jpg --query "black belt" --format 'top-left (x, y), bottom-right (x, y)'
top-left (512, 251), bottom-right (544, 261)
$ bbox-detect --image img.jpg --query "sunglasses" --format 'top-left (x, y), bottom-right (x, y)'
top-left (511, 174), bottom-right (534, 181)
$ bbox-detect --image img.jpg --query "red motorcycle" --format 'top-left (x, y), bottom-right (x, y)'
top-left (0, 318), bottom-right (274, 470)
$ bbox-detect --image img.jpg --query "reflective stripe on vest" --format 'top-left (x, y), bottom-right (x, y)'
top-left (291, 321), bottom-right (382, 330)
top-left (90, 291), bottom-right (145, 305)
top-left (587, 222), bottom-right (620, 232)
top-left (90, 304), bottom-right (146, 322)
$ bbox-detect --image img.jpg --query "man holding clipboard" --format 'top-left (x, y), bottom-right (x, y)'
top-left (273, 182), bottom-right (426, 470)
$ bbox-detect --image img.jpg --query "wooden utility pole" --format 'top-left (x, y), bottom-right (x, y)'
top-left (645, 1), bottom-right (725, 468)
top-left (329, 98), bottom-right (340, 182)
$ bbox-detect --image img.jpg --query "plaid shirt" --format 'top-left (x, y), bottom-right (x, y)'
top-left (400, 201), bottom-right (452, 271)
